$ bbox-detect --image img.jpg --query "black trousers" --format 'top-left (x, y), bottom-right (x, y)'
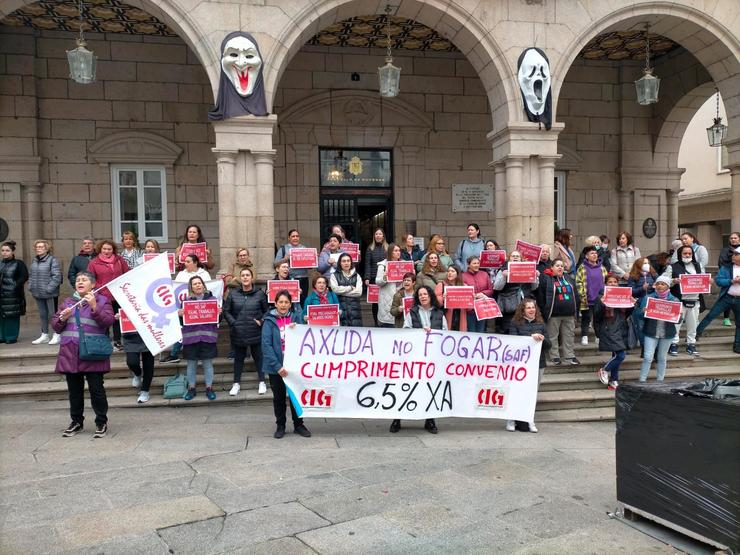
top-left (108, 301), bottom-right (122, 343)
top-left (65, 373), bottom-right (108, 427)
top-left (268, 373), bottom-right (302, 427)
top-left (126, 351), bottom-right (155, 392)
top-left (580, 306), bottom-right (593, 337)
top-left (233, 343), bottom-right (264, 382)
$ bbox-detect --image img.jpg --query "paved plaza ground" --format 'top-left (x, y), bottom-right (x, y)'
top-left (0, 397), bottom-right (683, 555)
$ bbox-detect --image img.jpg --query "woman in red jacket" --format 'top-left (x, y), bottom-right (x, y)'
top-left (462, 255), bottom-right (493, 332)
top-left (87, 239), bottom-right (128, 350)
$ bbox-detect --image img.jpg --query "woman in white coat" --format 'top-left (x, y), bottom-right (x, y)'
top-left (375, 243), bottom-right (403, 328)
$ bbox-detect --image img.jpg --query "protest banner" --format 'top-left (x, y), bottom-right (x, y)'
top-left (267, 279), bottom-right (301, 303)
top-left (507, 262), bottom-right (537, 283)
top-left (444, 286), bottom-right (475, 310)
top-left (645, 297), bottom-right (682, 323)
top-left (403, 296), bottom-right (415, 315)
top-left (105, 253), bottom-right (182, 355)
top-left (173, 279), bottom-right (224, 309)
top-left (289, 248), bottom-right (318, 269)
top-left (366, 284), bottom-right (380, 304)
top-left (386, 261), bottom-right (415, 282)
top-left (602, 286), bottom-right (634, 308)
top-left (144, 252), bottom-right (175, 274)
top-left (179, 242), bottom-right (207, 264)
top-left (474, 298), bottom-right (502, 320)
top-left (679, 273), bottom-right (712, 295)
top-left (182, 299), bottom-right (220, 326)
top-left (119, 309), bottom-right (136, 333)
top-left (282, 325), bottom-right (542, 422)
top-left (480, 250), bottom-right (507, 269)
top-left (515, 240), bottom-right (542, 262)
top-left (340, 242), bottom-right (360, 263)
top-left (307, 304), bottom-right (340, 326)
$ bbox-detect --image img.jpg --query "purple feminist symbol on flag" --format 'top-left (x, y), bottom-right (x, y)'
top-left (145, 278), bottom-right (178, 328)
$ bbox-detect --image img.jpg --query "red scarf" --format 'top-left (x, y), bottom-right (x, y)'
top-left (315, 290), bottom-right (328, 304)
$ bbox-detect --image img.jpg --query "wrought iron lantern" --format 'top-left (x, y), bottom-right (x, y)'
top-left (378, 5), bottom-right (400, 98)
top-left (66, 0), bottom-right (96, 84)
top-left (706, 89), bottom-right (727, 147)
top-left (635, 25), bottom-right (659, 105)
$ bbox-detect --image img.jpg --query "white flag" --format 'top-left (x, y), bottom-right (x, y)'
top-left (105, 253), bottom-right (182, 355)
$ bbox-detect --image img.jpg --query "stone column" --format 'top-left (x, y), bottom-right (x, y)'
top-left (618, 190), bottom-right (633, 235)
top-left (732, 168), bottom-right (740, 233)
top-left (21, 182), bottom-right (43, 256)
top-left (254, 150), bottom-right (277, 280)
top-left (493, 162), bottom-right (506, 243)
top-left (538, 157), bottom-right (558, 243)
top-left (666, 189), bottom-right (679, 243)
top-left (213, 150), bottom-right (238, 274)
top-left (504, 156), bottom-right (526, 251)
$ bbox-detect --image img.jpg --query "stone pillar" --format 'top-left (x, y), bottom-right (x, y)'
top-left (504, 156), bottom-right (525, 251)
top-left (254, 151), bottom-right (276, 280)
top-left (213, 150), bottom-right (238, 274)
top-left (618, 190), bottom-right (633, 234)
top-left (21, 182), bottom-right (43, 254)
top-left (537, 157), bottom-right (558, 243)
top-left (732, 168), bottom-right (740, 233)
top-left (493, 163), bottom-right (506, 242)
top-left (666, 189), bottom-right (679, 242)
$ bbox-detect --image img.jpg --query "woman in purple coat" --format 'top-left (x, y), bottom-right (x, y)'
top-left (52, 271), bottom-right (115, 438)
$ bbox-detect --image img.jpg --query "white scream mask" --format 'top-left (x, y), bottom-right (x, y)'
top-left (221, 36), bottom-right (262, 97)
top-left (517, 48), bottom-right (551, 116)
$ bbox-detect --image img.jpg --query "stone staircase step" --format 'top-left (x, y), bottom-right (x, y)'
top-left (534, 406), bottom-right (614, 422)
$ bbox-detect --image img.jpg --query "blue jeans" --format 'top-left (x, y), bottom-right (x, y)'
top-left (170, 341), bottom-right (182, 357)
top-left (467, 313), bottom-right (487, 333)
top-left (34, 296), bottom-right (58, 334)
top-left (697, 294), bottom-right (740, 349)
top-left (639, 336), bottom-right (672, 381)
top-left (186, 359), bottom-right (214, 388)
top-left (603, 350), bottom-right (625, 381)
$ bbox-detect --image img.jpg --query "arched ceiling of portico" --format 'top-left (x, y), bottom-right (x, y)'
top-left (552, 1), bottom-right (740, 143)
top-left (262, 0), bottom-right (517, 133)
top-left (0, 0), bottom-right (219, 93)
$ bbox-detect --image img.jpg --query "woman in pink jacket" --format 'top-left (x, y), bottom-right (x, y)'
top-left (87, 240), bottom-right (128, 351)
top-left (52, 271), bottom-right (115, 438)
top-left (462, 255), bottom-right (492, 332)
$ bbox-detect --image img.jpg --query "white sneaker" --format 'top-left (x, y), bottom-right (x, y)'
top-left (32, 333), bottom-right (50, 345)
top-left (258, 381), bottom-right (267, 395)
top-left (48, 333), bottom-right (61, 345)
top-left (505, 420), bottom-right (516, 432)
top-left (137, 391), bottom-right (150, 403)
top-left (528, 422), bottom-right (538, 433)
top-left (229, 383), bottom-right (240, 396)
top-left (580, 336), bottom-right (588, 346)
top-left (132, 375), bottom-right (142, 389)
top-left (594, 337), bottom-right (599, 345)
top-left (597, 368), bottom-right (609, 385)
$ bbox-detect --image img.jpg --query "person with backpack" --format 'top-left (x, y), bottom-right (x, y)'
top-left (453, 223), bottom-right (484, 272)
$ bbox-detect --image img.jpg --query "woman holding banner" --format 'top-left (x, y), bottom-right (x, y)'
top-left (262, 290), bottom-right (310, 439)
top-left (303, 275), bottom-right (341, 323)
top-left (181, 276), bottom-right (219, 401)
top-left (662, 245), bottom-right (704, 357)
top-left (634, 276), bottom-right (678, 382)
top-left (175, 225), bottom-right (215, 272)
top-left (375, 243), bottom-right (403, 328)
top-left (175, 254), bottom-right (211, 283)
top-left (223, 267), bottom-right (268, 397)
top-left (462, 255), bottom-right (494, 333)
top-left (435, 265), bottom-right (467, 332)
top-left (330, 253), bottom-right (363, 327)
top-left (593, 274), bottom-right (633, 391)
top-left (506, 298), bottom-right (549, 433)
top-left (275, 230), bottom-right (309, 301)
top-left (493, 251), bottom-right (539, 335)
top-left (396, 285), bottom-right (446, 434)
top-left (87, 240), bottom-right (128, 351)
top-left (390, 272), bottom-right (416, 328)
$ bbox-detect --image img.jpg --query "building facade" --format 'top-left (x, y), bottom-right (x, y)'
top-left (1, 0), bottom-right (738, 285)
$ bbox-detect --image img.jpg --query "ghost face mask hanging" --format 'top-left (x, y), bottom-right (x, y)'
top-left (517, 48), bottom-right (552, 130)
top-left (209, 31), bottom-right (268, 121)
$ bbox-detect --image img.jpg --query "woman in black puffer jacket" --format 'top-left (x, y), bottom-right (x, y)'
top-left (0, 241), bottom-right (29, 344)
top-left (331, 253), bottom-right (363, 327)
top-left (507, 298), bottom-right (550, 434)
top-left (364, 228), bottom-right (388, 326)
top-left (223, 267), bottom-right (269, 396)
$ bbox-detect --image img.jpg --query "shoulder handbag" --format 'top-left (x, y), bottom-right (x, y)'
top-left (75, 308), bottom-right (113, 361)
top-left (163, 372), bottom-right (188, 399)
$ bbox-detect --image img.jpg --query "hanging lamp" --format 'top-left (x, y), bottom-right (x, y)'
top-left (706, 89), bottom-right (727, 147)
top-left (378, 5), bottom-right (401, 98)
top-left (66, 0), bottom-right (97, 84)
top-left (635, 25), bottom-right (659, 105)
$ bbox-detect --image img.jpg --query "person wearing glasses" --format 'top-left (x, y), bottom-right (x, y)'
top-left (416, 234), bottom-right (454, 273)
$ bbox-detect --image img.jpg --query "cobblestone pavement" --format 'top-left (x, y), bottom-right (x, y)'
top-left (0, 399), bottom-right (678, 554)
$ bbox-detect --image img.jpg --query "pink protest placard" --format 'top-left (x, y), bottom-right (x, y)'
top-left (507, 262), bottom-right (537, 283)
top-left (474, 297), bottom-right (502, 320)
top-left (340, 242), bottom-right (360, 263)
top-left (267, 280), bottom-right (301, 303)
top-left (386, 261), bottom-right (415, 282)
top-left (119, 309), bottom-right (136, 333)
top-left (645, 297), bottom-right (682, 323)
top-left (289, 248), bottom-right (318, 269)
top-left (402, 296), bottom-right (415, 315)
top-left (679, 273), bottom-right (712, 295)
top-left (307, 304), bottom-right (340, 326)
top-left (366, 284), bottom-right (380, 304)
top-left (602, 286), bottom-right (634, 308)
top-left (480, 250), bottom-right (507, 269)
top-left (515, 240), bottom-right (543, 262)
top-left (182, 299), bottom-right (219, 326)
top-left (444, 286), bottom-right (475, 310)
top-left (144, 252), bottom-right (175, 274)
top-left (179, 242), bottom-right (207, 264)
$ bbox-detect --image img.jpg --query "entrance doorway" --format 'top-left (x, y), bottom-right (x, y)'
top-left (319, 148), bottom-right (393, 275)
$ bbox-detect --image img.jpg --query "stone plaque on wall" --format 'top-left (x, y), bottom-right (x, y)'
top-left (452, 184), bottom-right (493, 212)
